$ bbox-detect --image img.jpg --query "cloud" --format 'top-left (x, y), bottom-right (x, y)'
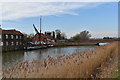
top-left (1, 2), bottom-right (116, 20)
top-left (1, 1), bottom-right (118, 20)
top-left (0, 0), bottom-right (119, 2)
top-left (0, 2), bottom-right (91, 20)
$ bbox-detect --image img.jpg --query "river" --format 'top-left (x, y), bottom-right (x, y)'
top-left (2, 46), bottom-right (96, 69)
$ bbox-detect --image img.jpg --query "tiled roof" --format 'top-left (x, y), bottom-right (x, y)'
top-left (1, 29), bottom-right (23, 35)
top-left (34, 33), bottom-right (45, 36)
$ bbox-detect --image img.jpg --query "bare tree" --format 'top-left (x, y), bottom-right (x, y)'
top-left (79, 30), bottom-right (91, 40)
top-left (71, 30), bottom-right (91, 41)
top-left (23, 33), bottom-right (35, 42)
top-left (61, 32), bottom-right (67, 39)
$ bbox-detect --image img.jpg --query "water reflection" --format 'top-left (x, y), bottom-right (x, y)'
top-left (3, 51), bottom-right (24, 68)
top-left (3, 46), bottom-right (95, 69)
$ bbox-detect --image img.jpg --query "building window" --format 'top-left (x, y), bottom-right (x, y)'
top-left (20, 36), bottom-right (22, 39)
top-left (0, 42), bottom-right (3, 46)
top-left (16, 42), bottom-right (18, 45)
top-left (11, 42), bottom-right (14, 45)
top-left (20, 42), bottom-right (22, 45)
top-left (16, 35), bottom-right (18, 39)
top-left (6, 35), bottom-right (8, 39)
top-left (6, 42), bottom-right (8, 46)
top-left (11, 35), bottom-right (14, 39)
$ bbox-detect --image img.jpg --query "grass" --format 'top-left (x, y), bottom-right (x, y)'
top-left (113, 70), bottom-right (120, 79)
top-left (3, 42), bottom-right (118, 78)
top-left (113, 61), bottom-right (120, 79)
top-left (54, 42), bottom-right (98, 47)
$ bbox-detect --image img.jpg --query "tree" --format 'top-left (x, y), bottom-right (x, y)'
top-left (29, 33), bottom-right (35, 39)
top-left (55, 29), bottom-right (67, 40)
top-left (55, 29), bottom-right (61, 40)
top-left (23, 33), bottom-right (35, 42)
top-left (61, 32), bottom-right (67, 40)
top-left (71, 30), bottom-right (91, 41)
top-left (79, 30), bottom-right (91, 40)
top-left (52, 31), bottom-right (55, 39)
top-left (71, 34), bottom-right (81, 41)
top-left (103, 37), bottom-right (113, 39)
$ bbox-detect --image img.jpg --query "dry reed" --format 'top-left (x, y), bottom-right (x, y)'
top-left (3, 42), bottom-right (118, 78)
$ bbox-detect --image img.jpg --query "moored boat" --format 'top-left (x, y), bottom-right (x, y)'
top-left (24, 45), bottom-right (47, 50)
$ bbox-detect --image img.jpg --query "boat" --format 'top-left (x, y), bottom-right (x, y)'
top-left (24, 46), bottom-right (47, 50)
top-left (24, 16), bottom-right (54, 51)
top-left (97, 42), bottom-right (109, 46)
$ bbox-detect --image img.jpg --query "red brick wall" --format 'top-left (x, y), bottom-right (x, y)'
top-left (32, 33), bottom-right (47, 43)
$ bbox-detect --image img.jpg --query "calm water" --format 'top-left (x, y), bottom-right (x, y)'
top-left (2, 46), bottom-right (96, 69)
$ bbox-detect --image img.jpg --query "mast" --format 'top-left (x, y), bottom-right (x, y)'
top-left (39, 16), bottom-right (42, 44)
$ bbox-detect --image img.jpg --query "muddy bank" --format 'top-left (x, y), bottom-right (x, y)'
top-left (3, 42), bottom-right (118, 78)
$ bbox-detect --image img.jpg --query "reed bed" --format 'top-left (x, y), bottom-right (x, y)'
top-left (3, 42), bottom-right (118, 78)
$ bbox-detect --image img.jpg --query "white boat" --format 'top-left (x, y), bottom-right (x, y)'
top-left (98, 42), bottom-right (109, 46)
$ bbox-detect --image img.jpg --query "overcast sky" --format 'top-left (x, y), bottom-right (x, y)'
top-left (0, 2), bottom-right (118, 38)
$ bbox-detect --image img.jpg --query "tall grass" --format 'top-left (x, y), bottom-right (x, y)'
top-left (3, 42), bottom-right (118, 78)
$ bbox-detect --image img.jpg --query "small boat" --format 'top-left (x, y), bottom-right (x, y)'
top-left (97, 42), bottom-right (109, 46)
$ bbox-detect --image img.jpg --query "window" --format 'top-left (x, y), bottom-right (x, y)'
top-left (16, 42), bottom-right (18, 45)
top-left (20, 36), bottom-right (22, 39)
top-left (20, 42), bottom-right (22, 45)
top-left (11, 42), bottom-right (14, 45)
top-left (6, 42), bottom-right (8, 46)
top-left (6, 35), bottom-right (8, 39)
top-left (0, 42), bottom-right (3, 46)
top-left (16, 35), bottom-right (18, 39)
top-left (11, 35), bottom-right (14, 39)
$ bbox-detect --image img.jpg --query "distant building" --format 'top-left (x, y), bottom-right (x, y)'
top-left (32, 33), bottom-right (47, 43)
top-left (32, 32), bottom-right (55, 44)
top-left (1, 29), bottom-right (24, 52)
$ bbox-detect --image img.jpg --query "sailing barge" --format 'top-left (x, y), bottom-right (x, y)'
top-left (24, 17), bottom-right (54, 50)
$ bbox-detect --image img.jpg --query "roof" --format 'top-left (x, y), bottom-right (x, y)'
top-left (1, 29), bottom-right (23, 35)
top-left (34, 33), bottom-right (45, 36)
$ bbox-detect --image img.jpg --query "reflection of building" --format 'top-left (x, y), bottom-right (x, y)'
top-left (1, 29), bottom-right (24, 52)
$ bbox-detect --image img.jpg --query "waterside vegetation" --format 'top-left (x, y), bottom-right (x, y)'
top-left (3, 42), bottom-right (118, 78)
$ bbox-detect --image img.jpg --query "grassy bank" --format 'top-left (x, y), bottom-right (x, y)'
top-left (53, 42), bottom-right (98, 47)
top-left (3, 42), bottom-right (118, 78)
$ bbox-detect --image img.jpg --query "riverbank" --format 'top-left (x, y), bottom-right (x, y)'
top-left (2, 42), bottom-right (97, 52)
top-left (53, 42), bottom-right (98, 47)
top-left (3, 42), bottom-right (118, 78)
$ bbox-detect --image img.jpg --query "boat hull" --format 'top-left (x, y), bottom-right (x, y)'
top-left (24, 46), bottom-right (47, 50)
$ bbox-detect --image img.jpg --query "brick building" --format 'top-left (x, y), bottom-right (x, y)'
top-left (1, 29), bottom-right (24, 52)
top-left (32, 33), bottom-right (47, 43)
top-left (32, 32), bottom-right (54, 44)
